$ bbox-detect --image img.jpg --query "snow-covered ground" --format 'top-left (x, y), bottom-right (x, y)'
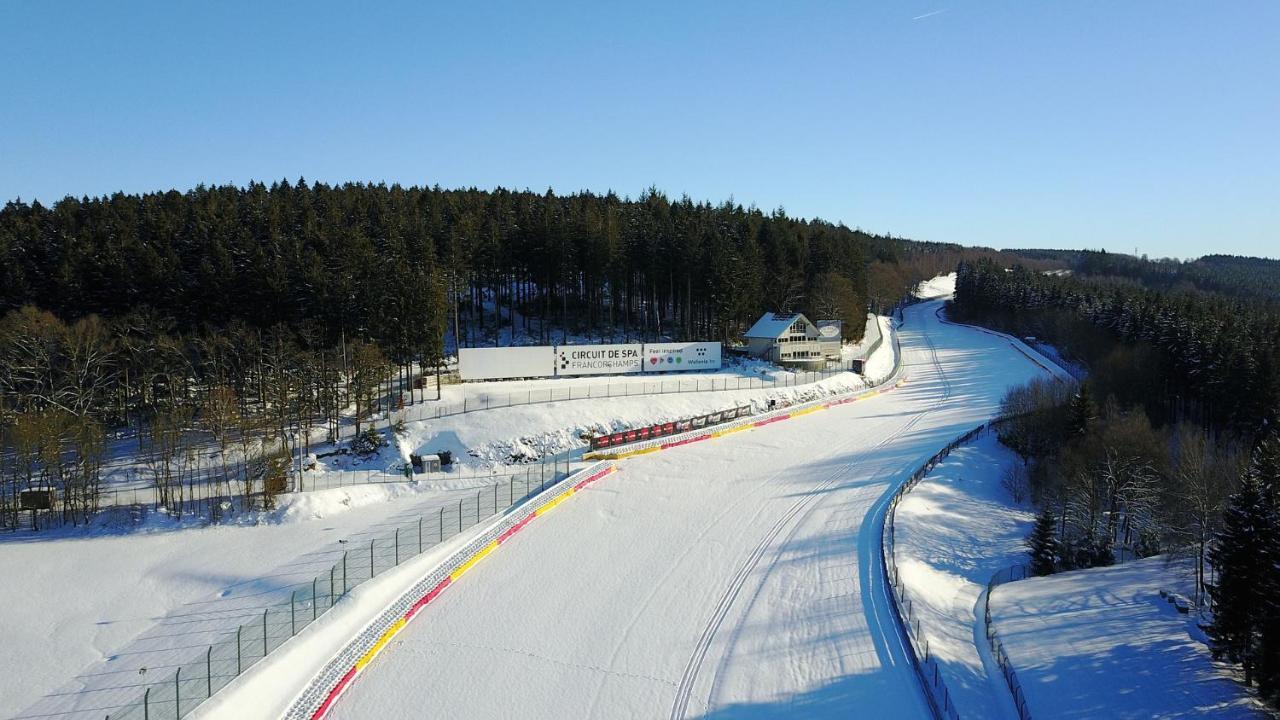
top-left (991, 556), bottom-right (1271, 719)
top-left (894, 431), bottom-right (1035, 719)
top-left (388, 315), bottom-right (896, 470)
top-left (292, 296), bottom-right (1049, 719)
top-left (0, 477), bottom-right (525, 720)
top-left (916, 272), bottom-right (957, 299)
top-left (0, 317), bottom-right (895, 720)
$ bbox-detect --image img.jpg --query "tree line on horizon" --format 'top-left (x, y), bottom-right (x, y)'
top-left (956, 256), bottom-right (1280, 699)
top-left (0, 180), bottom-right (1026, 528)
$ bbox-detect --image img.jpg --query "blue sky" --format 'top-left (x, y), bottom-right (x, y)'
top-left (1, 1), bottom-right (1276, 258)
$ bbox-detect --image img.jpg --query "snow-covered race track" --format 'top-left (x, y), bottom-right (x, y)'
top-left (325, 300), bottom-right (1049, 719)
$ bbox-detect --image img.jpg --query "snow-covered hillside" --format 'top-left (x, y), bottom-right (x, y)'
top-left (990, 556), bottom-right (1270, 719)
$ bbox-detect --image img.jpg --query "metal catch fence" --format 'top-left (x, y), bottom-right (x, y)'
top-left (105, 465), bottom-right (573, 720)
top-left (882, 415), bottom-right (1035, 720)
top-left (984, 564), bottom-right (1033, 720)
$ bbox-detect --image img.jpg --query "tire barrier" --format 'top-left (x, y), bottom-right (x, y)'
top-left (585, 331), bottom-right (907, 462)
top-left (283, 461), bottom-right (617, 720)
top-left (589, 405), bottom-right (753, 450)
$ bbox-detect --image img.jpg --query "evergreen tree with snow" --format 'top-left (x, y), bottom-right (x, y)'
top-left (1067, 383), bottom-right (1095, 437)
top-left (1206, 473), bottom-right (1275, 687)
top-left (1027, 509), bottom-right (1060, 576)
top-left (1249, 432), bottom-right (1280, 697)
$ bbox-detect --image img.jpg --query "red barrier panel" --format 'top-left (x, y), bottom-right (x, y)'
top-left (312, 667), bottom-right (358, 720)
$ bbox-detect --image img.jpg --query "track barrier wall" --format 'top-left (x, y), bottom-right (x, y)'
top-left (105, 464), bottom-right (587, 720)
top-left (281, 461), bottom-right (617, 720)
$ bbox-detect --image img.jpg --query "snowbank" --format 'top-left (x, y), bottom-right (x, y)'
top-left (990, 556), bottom-right (1270, 719)
top-left (916, 272), bottom-right (957, 299)
top-left (894, 432), bottom-right (1034, 719)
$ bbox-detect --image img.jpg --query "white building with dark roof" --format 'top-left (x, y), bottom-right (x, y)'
top-left (743, 312), bottom-right (825, 368)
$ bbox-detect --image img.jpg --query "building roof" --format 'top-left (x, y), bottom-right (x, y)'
top-left (744, 312), bottom-right (811, 339)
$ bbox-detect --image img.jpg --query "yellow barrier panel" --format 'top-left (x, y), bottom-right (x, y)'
top-left (355, 617), bottom-right (408, 670)
top-left (450, 540), bottom-right (499, 582)
top-left (535, 488), bottom-right (576, 516)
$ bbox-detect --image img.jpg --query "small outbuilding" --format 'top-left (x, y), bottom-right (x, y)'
top-left (743, 312), bottom-right (825, 368)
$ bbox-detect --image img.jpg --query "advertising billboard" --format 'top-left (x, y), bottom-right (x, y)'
top-left (458, 346), bottom-right (555, 381)
top-left (556, 344), bottom-right (644, 376)
top-left (642, 342), bottom-right (722, 372)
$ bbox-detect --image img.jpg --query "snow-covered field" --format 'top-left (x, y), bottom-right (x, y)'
top-left (0, 478), bottom-right (520, 720)
top-left (294, 296), bottom-right (1050, 719)
top-left (894, 431), bottom-right (1035, 719)
top-left (991, 556), bottom-right (1271, 719)
top-left (0, 318), bottom-right (893, 720)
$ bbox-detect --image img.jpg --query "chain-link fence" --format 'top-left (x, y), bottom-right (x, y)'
top-left (392, 363), bottom-right (867, 426)
top-left (105, 464), bottom-right (574, 720)
top-left (984, 564), bottom-right (1033, 720)
top-left (882, 422), bottom-right (994, 720)
top-left (882, 414), bottom-right (1038, 720)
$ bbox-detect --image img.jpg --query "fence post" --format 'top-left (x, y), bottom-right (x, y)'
top-left (144, 688), bottom-right (150, 720)
top-left (312, 578), bottom-right (318, 620)
top-left (370, 540), bottom-right (376, 577)
top-left (458, 498), bottom-right (463, 533)
top-left (395, 528), bottom-right (400, 566)
top-left (206, 646), bottom-right (212, 697)
top-left (342, 551), bottom-right (348, 593)
top-left (329, 567), bottom-right (335, 606)
top-left (290, 590), bottom-right (296, 635)
top-left (439, 506), bottom-right (444, 541)
top-left (174, 667), bottom-right (181, 718)
top-left (262, 609), bottom-right (268, 656)
top-left (418, 516), bottom-right (423, 554)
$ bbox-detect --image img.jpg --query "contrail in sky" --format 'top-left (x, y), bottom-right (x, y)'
top-left (912, 9), bottom-right (947, 20)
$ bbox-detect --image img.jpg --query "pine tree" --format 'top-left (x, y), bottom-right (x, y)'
top-left (1027, 508), bottom-right (1060, 576)
top-left (1067, 383), bottom-right (1095, 437)
top-left (1249, 432), bottom-right (1280, 697)
top-left (1207, 474), bottom-right (1275, 686)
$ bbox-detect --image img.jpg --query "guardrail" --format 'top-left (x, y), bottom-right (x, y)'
top-left (105, 465), bottom-right (581, 720)
top-left (283, 461), bottom-right (617, 720)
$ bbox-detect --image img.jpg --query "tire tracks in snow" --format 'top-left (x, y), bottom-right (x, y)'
top-left (581, 415), bottom-right (896, 719)
top-left (669, 306), bottom-right (954, 719)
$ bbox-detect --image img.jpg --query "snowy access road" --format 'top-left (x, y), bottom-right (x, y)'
top-left (323, 299), bottom-right (1049, 720)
